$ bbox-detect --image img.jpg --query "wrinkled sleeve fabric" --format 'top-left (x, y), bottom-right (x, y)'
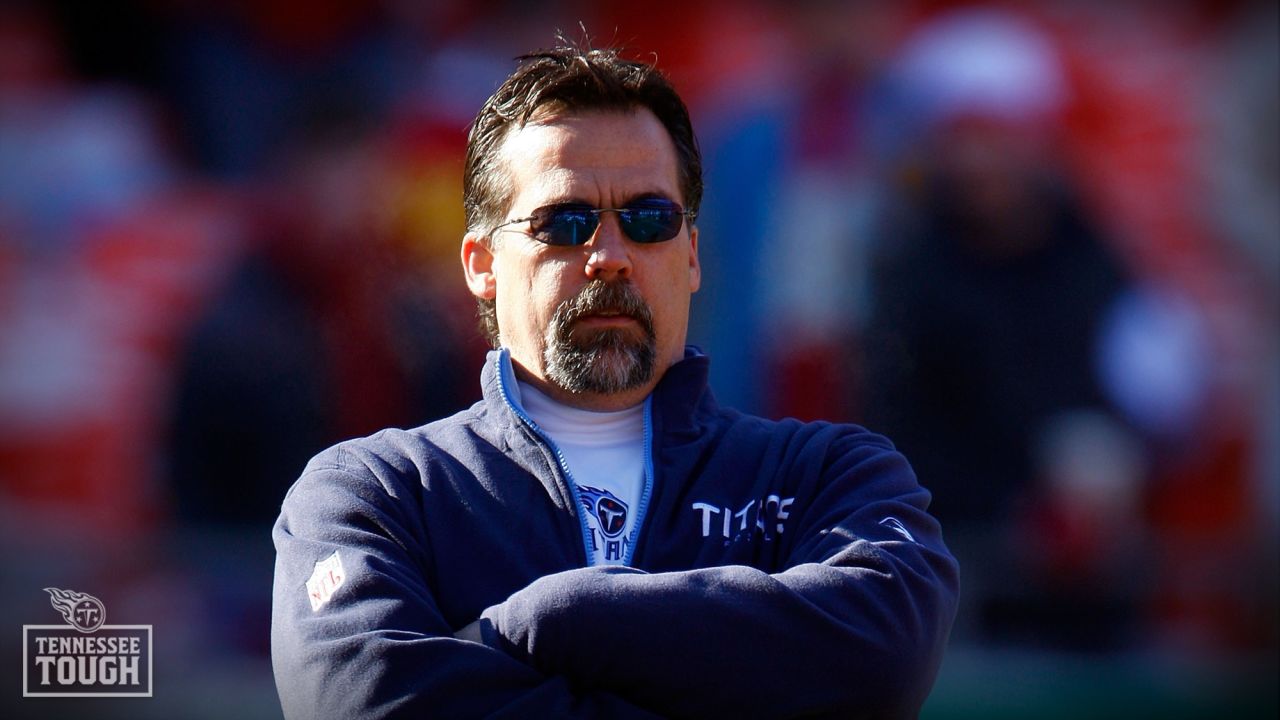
top-left (270, 457), bottom-right (660, 720)
top-left (475, 436), bottom-right (960, 719)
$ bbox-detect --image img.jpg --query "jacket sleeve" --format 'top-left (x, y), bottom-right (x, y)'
top-left (474, 436), bottom-right (960, 719)
top-left (270, 462), bottom-right (662, 720)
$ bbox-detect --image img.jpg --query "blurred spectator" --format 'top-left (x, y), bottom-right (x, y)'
top-left (160, 88), bottom-right (481, 665)
top-left (756, 0), bottom-right (912, 423)
top-left (166, 113), bottom-right (475, 531)
top-left (1205, 0), bottom-right (1279, 534)
top-left (0, 2), bottom-right (231, 546)
top-left (640, 0), bottom-right (791, 415)
top-left (155, 0), bottom-right (408, 178)
top-left (1052, 0), bottom-right (1275, 656)
top-left (862, 8), bottom-right (1147, 650)
top-left (0, 5), bottom-right (249, 701)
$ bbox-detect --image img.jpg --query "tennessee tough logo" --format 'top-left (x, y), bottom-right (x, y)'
top-left (24, 588), bottom-right (153, 697)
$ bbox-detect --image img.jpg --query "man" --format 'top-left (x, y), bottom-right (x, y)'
top-left (272, 42), bottom-right (958, 719)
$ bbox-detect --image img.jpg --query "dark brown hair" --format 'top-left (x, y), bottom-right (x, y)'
top-left (463, 40), bottom-right (703, 347)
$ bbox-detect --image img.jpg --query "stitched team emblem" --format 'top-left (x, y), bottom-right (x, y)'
top-left (579, 486), bottom-right (628, 538)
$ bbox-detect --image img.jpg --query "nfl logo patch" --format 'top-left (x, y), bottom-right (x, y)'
top-left (306, 551), bottom-right (346, 611)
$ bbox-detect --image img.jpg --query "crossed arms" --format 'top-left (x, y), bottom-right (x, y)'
top-left (271, 441), bottom-right (958, 719)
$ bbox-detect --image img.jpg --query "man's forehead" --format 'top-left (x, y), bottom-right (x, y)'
top-left (497, 108), bottom-right (680, 202)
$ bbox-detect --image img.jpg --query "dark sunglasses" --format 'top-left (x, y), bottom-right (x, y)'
top-left (493, 198), bottom-right (694, 246)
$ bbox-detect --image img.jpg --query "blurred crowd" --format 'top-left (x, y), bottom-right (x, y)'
top-left (1, 0), bottom-right (1275, 715)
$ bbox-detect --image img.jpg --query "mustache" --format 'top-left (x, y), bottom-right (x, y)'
top-left (556, 280), bottom-right (654, 335)
top-left (543, 279), bottom-right (657, 394)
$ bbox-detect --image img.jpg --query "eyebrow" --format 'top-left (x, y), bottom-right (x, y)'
top-left (540, 191), bottom-right (675, 208)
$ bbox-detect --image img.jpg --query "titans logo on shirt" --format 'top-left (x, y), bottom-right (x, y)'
top-left (578, 486), bottom-right (630, 562)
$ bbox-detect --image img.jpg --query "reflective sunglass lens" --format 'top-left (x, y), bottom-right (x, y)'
top-left (533, 205), bottom-right (598, 246)
top-left (620, 204), bottom-right (681, 243)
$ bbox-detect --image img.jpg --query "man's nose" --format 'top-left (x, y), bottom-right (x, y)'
top-left (584, 212), bottom-right (633, 281)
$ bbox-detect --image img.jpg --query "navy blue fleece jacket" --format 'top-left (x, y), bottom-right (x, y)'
top-left (271, 348), bottom-right (959, 718)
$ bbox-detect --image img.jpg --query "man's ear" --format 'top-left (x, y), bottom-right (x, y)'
top-left (462, 231), bottom-right (497, 299)
top-left (687, 225), bottom-right (701, 293)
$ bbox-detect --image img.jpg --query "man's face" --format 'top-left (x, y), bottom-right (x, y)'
top-left (462, 109), bottom-right (701, 411)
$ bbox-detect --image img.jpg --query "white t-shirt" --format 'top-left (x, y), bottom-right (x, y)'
top-left (517, 381), bottom-right (645, 565)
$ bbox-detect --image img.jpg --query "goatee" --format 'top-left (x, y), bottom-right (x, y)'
top-left (543, 280), bottom-right (656, 395)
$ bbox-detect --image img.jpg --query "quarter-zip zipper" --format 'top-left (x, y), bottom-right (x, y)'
top-left (493, 351), bottom-right (596, 566)
top-left (623, 397), bottom-right (656, 566)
